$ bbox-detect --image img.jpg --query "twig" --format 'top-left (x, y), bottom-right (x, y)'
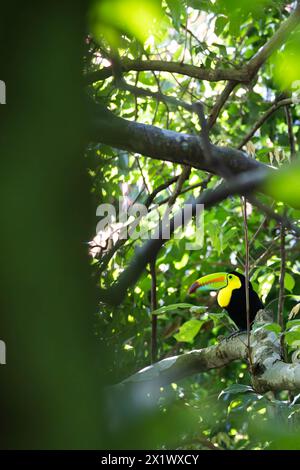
top-left (277, 100), bottom-right (296, 326)
top-left (116, 77), bottom-right (193, 113)
top-left (207, 81), bottom-right (238, 129)
top-left (249, 205), bottom-right (274, 248)
top-left (136, 157), bottom-right (150, 194)
top-left (143, 49), bottom-right (171, 123)
top-left (193, 101), bottom-right (232, 178)
top-left (180, 435), bottom-right (223, 451)
top-left (144, 175), bottom-right (179, 208)
top-left (167, 166), bottom-right (191, 208)
top-left (150, 258), bottom-right (158, 363)
top-left (242, 197), bottom-right (253, 370)
top-left (238, 98), bottom-right (300, 149)
top-left (277, 221), bottom-right (286, 328)
top-left (134, 71), bottom-right (140, 121)
top-left (285, 104), bottom-right (296, 160)
top-left (249, 236), bottom-right (279, 274)
top-left (193, 101), bottom-right (214, 164)
top-left (248, 195), bottom-right (300, 237)
top-left (180, 15), bottom-right (189, 64)
top-left (148, 175), bottom-right (213, 210)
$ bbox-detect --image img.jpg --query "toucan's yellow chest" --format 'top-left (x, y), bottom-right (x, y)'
top-left (217, 277), bottom-right (242, 308)
top-left (217, 286), bottom-right (232, 308)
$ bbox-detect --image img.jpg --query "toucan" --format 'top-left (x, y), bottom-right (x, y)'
top-left (188, 271), bottom-right (264, 330)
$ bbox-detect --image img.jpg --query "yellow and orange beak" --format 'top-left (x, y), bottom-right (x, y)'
top-left (188, 272), bottom-right (228, 294)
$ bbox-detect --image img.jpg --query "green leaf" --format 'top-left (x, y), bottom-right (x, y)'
top-left (223, 226), bottom-right (238, 244)
top-left (258, 273), bottom-right (275, 303)
top-left (284, 325), bottom-right (300, 348)
top-left (207, 220), bottom-right (223, 254)
top-left (187, 0), bottom-right (213, 11)
top-left (263, 322), bottom-right (282, 334)
top-left (207, 312), bottom-right (237, 328)
top-left (189, 305), bottom-right (208, 313)
top-left (284, 272), bottom-right (295, 292)
top-left (152, 303), bottom-right (195, 316)
top-left (264, 162), bottom-right (300, 209)
top-left (215, 16), bottom-right (228, 36)
top-left (174, 253), bottom-right (189, 269)
top-left (219, 384), bottom-right (255, 400)
top-left (286, 319), bottom-right (300, 330)
top-left (166, 0), bottom-right (185, 30)
top-left (186, 0), bottom-right (203, 9)
top-left (174, 319), bottom-right (204, 343)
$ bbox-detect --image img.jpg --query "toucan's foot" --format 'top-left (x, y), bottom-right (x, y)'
top-left (224, 329), bottom-right (247, 341)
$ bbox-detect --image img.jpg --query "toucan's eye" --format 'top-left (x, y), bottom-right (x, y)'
top-left (228, 275), bottom-right (233, 279)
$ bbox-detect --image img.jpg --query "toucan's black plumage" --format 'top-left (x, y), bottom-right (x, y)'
top-left (225, 271), bottom-right (264, 330)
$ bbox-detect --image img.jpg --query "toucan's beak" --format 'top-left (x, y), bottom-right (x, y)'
top-left (188, 272), bottom-right (228, 294)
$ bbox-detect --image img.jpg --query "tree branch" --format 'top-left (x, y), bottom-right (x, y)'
top-left (285, 104), bottom-right (296, 160)
top-left (119, 310), bottom-right (300, 394)
top-left (144, 176), bottom-right (179, 208)
top-left (85, 58), bottom-right (249, 85)
top-left (150, 258), bottom-right (158, 364)
top-left (208, 81), bottom-right (238, 129)
top-left (148, 175), bottom-right (213, 211)
top-left (121, 332), bottom-right (248, 387)
top-left (246, 4), bottom-right (300, 76)
top-left (238, 98), bottom-right (300, 150)
top-left (248, 195), bottom-right (300, 237)
top-left (116, 78), bottom-right (194, 112)
top-left (277, 221), bottom-right (286, 327)
top-left (88, 102), bottom-right (266, 178)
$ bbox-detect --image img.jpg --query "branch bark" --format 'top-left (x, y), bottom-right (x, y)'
top-left (88, 102), bottom-right (266, 178)
top-left (121, 333), bottom-right (248, 387)
top-left (119, 310), bottom-right (300, 394)
top-left (85, 58), bottom-right (249, 85)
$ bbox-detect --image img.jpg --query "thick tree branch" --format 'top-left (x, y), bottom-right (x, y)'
top-left (88, 102), bottom-right (266, 178)
top-left (121, 332), bottom-right (248, 387)
top-left (120, 310), bottom-right (300, 394)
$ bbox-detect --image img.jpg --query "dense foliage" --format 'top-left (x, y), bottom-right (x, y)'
top-left (85, 0), bottom-right (300, 449)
